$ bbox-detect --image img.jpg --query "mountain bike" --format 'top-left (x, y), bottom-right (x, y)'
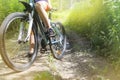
top-left (0, 0), bottom-right (66, 71)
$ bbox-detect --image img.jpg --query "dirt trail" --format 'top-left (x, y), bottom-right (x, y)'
top-left (0, 32), bottom-right (112, 80)
top-left (0, 51), bottom-right (108, 80)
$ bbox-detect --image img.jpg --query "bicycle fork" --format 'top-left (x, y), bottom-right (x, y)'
top-left (18, 13), bottom-right (33, 43)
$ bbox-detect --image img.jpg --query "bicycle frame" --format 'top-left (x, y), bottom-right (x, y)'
top-left (19, 0), bottom-right (49, 45)
top-left (19, 0), bottom-right (63, 47)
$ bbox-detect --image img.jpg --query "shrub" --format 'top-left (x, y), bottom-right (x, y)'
top-left (64, 0), bottom-right (120, 59)
top-left (0, 0), bottom-right (24, 24)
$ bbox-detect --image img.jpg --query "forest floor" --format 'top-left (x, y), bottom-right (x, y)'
top-left (0, 31), bottom-right (120, 80)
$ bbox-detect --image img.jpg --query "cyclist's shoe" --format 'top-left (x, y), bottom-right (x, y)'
top-left (40, 48), bottom-right (47, 53)
top-left (49, 28), bottom-right (55, 37)
top-left (25, 52), bottom-right (33, 58)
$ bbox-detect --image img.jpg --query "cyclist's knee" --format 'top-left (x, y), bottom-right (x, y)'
top-left (35, 2), bottom-right (42, 8)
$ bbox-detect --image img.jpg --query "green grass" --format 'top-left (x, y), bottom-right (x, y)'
top-left (33, 71), bottom-right (62, 80)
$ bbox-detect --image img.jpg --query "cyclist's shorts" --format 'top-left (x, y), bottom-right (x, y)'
top-left (35, 0), bottom-right (48, 2)
top-left (35, 0), bottom-right (50, 11)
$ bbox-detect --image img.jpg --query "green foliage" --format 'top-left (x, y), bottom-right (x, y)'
top-left (103, 0), bottom-right (120, 59)
top-left (64, 0), bottom-right (104, 35)
top-left (64, 0), bottom-right (120, 59)
top-left (51, 10), bottom-right (70, 23)
top-left (0, 0), bottom-right (24, 24)
top-left (51, 0), bottom-right (79, 10)
top-left (90, 0), bottom-right (120, 58)
top-left (51, 0), bottom-right (60, 9)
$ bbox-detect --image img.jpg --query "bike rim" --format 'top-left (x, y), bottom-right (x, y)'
top-left (3, 16), bottom-right (37, 71)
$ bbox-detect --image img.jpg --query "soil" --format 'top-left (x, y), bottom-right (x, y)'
top-left (0, 32), bottom-right (116, 80)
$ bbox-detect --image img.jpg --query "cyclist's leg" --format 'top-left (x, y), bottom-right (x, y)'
top-left (35, 1), bottom-right (51, 29)
top-left (29, 31), bottom-right (34, 53)
top-left (29, 1), bottom-right (51, 54)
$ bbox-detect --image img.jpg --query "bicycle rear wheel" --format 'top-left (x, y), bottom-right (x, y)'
top-left (50, 22), bottom-right (66, 59)
top-left (0, 12), bottom-right (38, 71)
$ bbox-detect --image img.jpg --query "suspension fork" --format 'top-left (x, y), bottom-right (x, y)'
top-left (18, 1), bottom-right (34, 43)
top-left (18, 13), bottom-right (33, 43)
top-left (24, 13), bottom-right (33, 42)
top-left (18, 21), bottom-right (24, 43)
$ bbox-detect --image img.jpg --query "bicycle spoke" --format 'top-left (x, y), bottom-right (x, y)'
top-left (50, 22), bottom-right (66, 59)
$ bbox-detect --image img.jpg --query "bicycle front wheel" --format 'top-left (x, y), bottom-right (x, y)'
top-left (50, 22), bottom-right (67, 60)
top-left (0, 12), bottom-right (38, 71)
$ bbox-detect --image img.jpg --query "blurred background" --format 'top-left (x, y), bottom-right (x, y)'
top-left (0, 0), bottom-right (120, 79)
